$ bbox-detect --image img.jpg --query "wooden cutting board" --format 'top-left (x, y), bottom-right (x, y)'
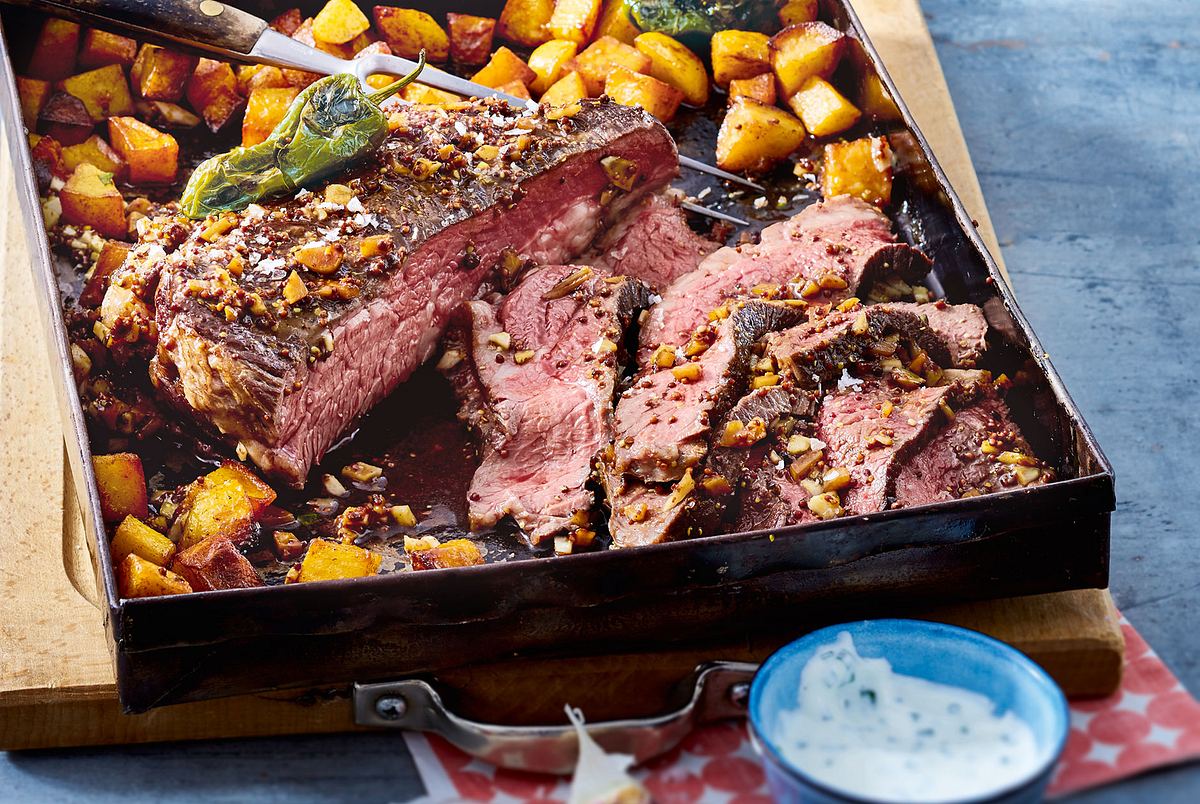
top-left (0, 0), bottom-right (1124, 751)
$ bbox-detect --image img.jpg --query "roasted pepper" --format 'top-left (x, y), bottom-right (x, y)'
top-left (180, 56), bottom-right (425, 218)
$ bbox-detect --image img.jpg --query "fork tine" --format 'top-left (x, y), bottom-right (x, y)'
top-left (679, 156), bottom-right (765, 193)
top-left (679, 201), bottom-right (749, 227)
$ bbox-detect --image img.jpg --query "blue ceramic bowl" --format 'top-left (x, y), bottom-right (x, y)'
top-left (749, 619), bottom-right (1069, 804)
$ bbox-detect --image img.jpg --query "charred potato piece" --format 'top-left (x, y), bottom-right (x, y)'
top-left (787, 75), bottom-right (861, 137)
top-left (59, 64), bottom-right (135, 122)
top-left (779, 0), bottom-right (819, 26)
top-left (61, 163), bottom-right (127, 239)
top-left (497, 0), bottom-right (554, 47)
top-left (567, 36), bottom-right (650, 97)
top-left (111, 515), bottom-right (175, 566)
top-left (136, 100), bottom-right (202, 129)
top-left (770, 21), bottom-right (846, 97)
top-left (634, 32), bottom-right (709, 107)
top-left (118, 554), bottom-right (192, 598)
top-left (595, 0), bottom-right (641, 44)
top-left (28, 19), bottom-right (80, 82)
top-left (312, 0), bottom-right (371, 45)
top-left (527, 39), bottom-right (577, 95)
top-left (605, 66), bottom-right (683, 122)
top-left (271, 7), bottom-right (305, 36)
top-left (80, 239), bottom-right (131, 307)
top-left (296, 539), bottom-right (381, 582)
top-left (78, 29), bottom-right (138, 69)
top-left (172, 536), bottom-right (264, 591)
top-left (93, 453), bottom-right (148, 523)
top-left (243, 86), bottom-right (300, 147)
top-left (859, 73), bottom-right (902, 123)
top-left (728, 73), bottom-right (776, 105)
top-left (408, 538), bottom-right (484, 571)
top-left (186, 59), bottom-right (245, 133)
top-left (108, 116), bottom-right (178, 184)
top-left (39, 92), bottom-right (93, 146)
top-left (549, 0), bottom-right (602, 45)
top-left (372, 6), bottom-right (450, 62)
top-left (822, 136), bottom-right (894, 207)
top-left (16, 77), bottom-right (51, 130)
top-left (716, 98), bottom-right (806, 174)
top-left (29, 134), bottom-right (66, 193)
top-left (130, 45), bottom-right (197, 102)
top-left (539, 70), bottom-right (587, 107)
top-left (447, 13), bottom-right (497, 65)
top-left (710, 30), bottom-right (770, 88)
top-left (62, 134), bottom-right (126, 180)
top-left (471, 46), bottom-right (536, 90)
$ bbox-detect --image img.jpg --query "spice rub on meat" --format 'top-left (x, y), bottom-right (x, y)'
top-left (97, 98), bottom-right (678, 487)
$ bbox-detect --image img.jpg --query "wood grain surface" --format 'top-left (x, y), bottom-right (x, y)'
top-left (0, 0), bottom-right (1120, 752)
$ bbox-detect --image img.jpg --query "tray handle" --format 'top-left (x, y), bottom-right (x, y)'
top-left (353, 661), bottom-right (758, 775)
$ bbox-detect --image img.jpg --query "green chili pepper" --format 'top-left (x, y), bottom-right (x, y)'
top-left (180, 55), bottom-right (426, 219)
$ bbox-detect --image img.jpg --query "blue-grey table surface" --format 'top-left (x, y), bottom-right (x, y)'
top-left (3, 0), bottom-right (1198, 801)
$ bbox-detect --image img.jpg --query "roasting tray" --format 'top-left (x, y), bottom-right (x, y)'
top-left (1, 0), bottom-right (1115, 713)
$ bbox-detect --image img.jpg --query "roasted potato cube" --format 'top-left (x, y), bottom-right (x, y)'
top-left (822, 135), bottom-right (893, 207)
top-left (447, 13), bottom-right (497, 65)
top-left (172, 536), bottom-right (264, 591)
top-left (39, 92), bottom-right (93, 146)
top-left (710, 30), bottom-right (770, 88)
top-left (539, 70), bottom-right (587, 107)
top-left (108, 116), bottom-right (178, 184)
top-left (136, 100), bottom-right (202, 129)
top-left (61, 163), bottom-right (126, 239)
top-left (728, 73), bottom-right (776, 106)
top-left (78, 29), bottom-right (137, 69)
top-left (372, 6), bottom-right (450, 62)
top-left (770, 22), bottom-right (846, 97)
top-left (205, 461), bottom-right (277, 511)
top-left (716, 98), bottom-right (806, 173)
top-left (28, 19), bottom-right (80, 81)
top-left (185, 59), bottom-right (244, 133)
top-left (313, 0), bottom-right (371, 45)
top-left (779, 0), bottom-right (819, 26)
top-left (400, 82), bottom-right (463, 105)
top-left (118, 554), bottom-right (192, 598)
top-left (471, 46), bottom-right (536, 90)
top-left (296, 539), bottom-right (382, 582)
top-left (93, 453), bottom-right (148, 522)
top-left (236, 64), bottom-right (290, 95)
top-left (62, 134), bottom-right (126, 180)
top-left (527, 40), bottom-right (577, 95)
top-left (293, 241), bottom-right (344, 274)
top-left (549, 0), bottom-right (601, 45)
top-left (111, 515), bottom-right (175, 566)
top-left (59, 64), bottom-right (135, 122)
top-left (497, 78), bottom-right (532, 100)
top-left (16, 76), bottom-right (51, 130)
top-left (29, 134), bottom-right (65, 192)
top-left (271, 7), bottom-right (305, 36)
top-left (596, 0), bottom-right (641, 45)
top-left (409, 538), bottom-right (484, 571)
top-left (80, 239), bottom-right (131, 307)
top-left (273, 531), bottom-right (306, 561)
top-left (787, 75), bottom-right (861, 137)
top-left (568, 36), bottom-right (650, 97)
top-left (634, 32), bottom-right (708, 106)
top-left (497, 0), bottom-right (554, 47)
top-left (177, 477), bottom-right (256, 550)
top-left (242, 86), bottom-right (300, 147)
top-left (859, 73), bottom-right (902, 123)
top-left (605, 66), bottom-right (683, 121)
top-left (130, 45), bottom-right (197, 102)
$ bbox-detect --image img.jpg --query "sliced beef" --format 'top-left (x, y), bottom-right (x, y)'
top-left (600, 462), bottom-right (724, 549)
top-left (639, 196), bottom-right (932, 355)
top-left (611, 301), bottom-right (804, 484)
top-left (101, 98), bottom-right (677, 487)
top-left (448, 265), bottom-right (650, 544)
top-left (892, 301), bottom-right (989, 368)
top-left (586, 193), bottom-right (721, 289)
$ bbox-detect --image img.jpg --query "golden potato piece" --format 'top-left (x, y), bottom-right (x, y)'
top-left (447, 13), bottom-right (497, 65)
top-left (312, 0), bottom-right (370, 45)
top-left (242, 86), bottom-right (300, 147)
top-left (130, 45), bottom-right (197, 102)
top-left (61, 163), bottom-right (126, 239)
top-left (108, 116), bottom-right (178, 184)
top-left (859, 72), bottom-right (903, 123)
top-left (528, 39), bottom-right (578, 95)
top-left (497, 0), bottom-right (554, 47)
top-left (716, 98), bottom-right (806, 174)
top-left (28, 19), bottom-right (80, 82)
top-left (770, 21), bottom-right (846, 97)
top-left (595, 0), bottom-right (641, 45)
top-left (778, 0), bottom-right (819, 26)
top-left (471, 46), bottom-right (536, 90)
top-left (118, 554), bottom-right (192, 598)
top-left (568, 36), bottom-right (650, 97)
top-left (185, 59), bottom-right (245, 133)
top-left (78, 30), bottom-right (138, 70)
top-left (548, 0), bottom-right (602, 45)
top-left (62, 134), bottom-right (126, 180)
top-left (236, 64), bottom-right (290, 95)
top-left (80, 239), bottom-right (130, 308)
top-left (822, 136), bottom-right (894, 207)
top-left (296, 539), bottom-right (382, 582)
top-left (373, 7), bottom-right (450, 62)
top-left (605, 66), bottom-right (684, 122)
top-left (634, 32), bottom-right (708, 107)
top-left (728, 73), bottom-right (776, 106)
top-left (539, 70), bottom-right (587, 107)
top-left (16, 77), bottom-right (51, 131)
top-left (710, 30), bottom-right (769, 88)
top-left (172, 536), bottom-right (264, 591)
top-left (408, 538), bottom-right (484, 570)
top-left (497, 79), bottom-right (532, 101)
top-left (401, 82), bottom-right (464, 106)
top-left (93, 453), bottom-right (148, 523)
top-left (205, 462), bottom-right (277, 511)
top-left (111, 515), bottom-right (176, 567)
top-left (59, 64), bottom-right (135, 122)
top-left (787, 75), bottom-right (861, 137)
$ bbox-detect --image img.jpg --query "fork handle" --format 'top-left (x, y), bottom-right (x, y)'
top-left (10, 0), bottom-right (268, 56)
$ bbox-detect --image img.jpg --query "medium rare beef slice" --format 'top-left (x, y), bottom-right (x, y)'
top-left (639, 196), bottom-right (932, 355)
top-left (450, 265), bottom-right (650, 544)
top-left (586, 193), bottom-right (721, 289)
top-left (612, 300), bottom-right (805, 483)
top-left (101, 98), bottom-right (677, 487)
top-left (893, 384), bottom-right (1052, 507)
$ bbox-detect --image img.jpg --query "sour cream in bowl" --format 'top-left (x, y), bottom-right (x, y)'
top-left (749, 620), bottom-right (1068, 804)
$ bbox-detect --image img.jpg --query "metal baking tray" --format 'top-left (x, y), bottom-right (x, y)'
top-left (1, 0), bottom-right (1114, 713)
